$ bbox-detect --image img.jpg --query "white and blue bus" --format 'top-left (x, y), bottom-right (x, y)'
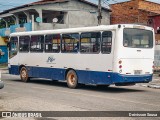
top-left (8, 24), bottom-right (155, 88)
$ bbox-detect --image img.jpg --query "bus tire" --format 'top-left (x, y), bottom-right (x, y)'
top-left (66, 70), bottom-right (78, 89)
top-left (20, 67), bottom-right (30, 82)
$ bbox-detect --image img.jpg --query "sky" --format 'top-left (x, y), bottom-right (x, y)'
top-left (0, 0), bottom-right (160, 12)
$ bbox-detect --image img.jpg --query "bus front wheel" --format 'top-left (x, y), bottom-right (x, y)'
top-left (20, 67), bottom-right (30, 82)
top-left (66, 70), bottom-right (78, 89)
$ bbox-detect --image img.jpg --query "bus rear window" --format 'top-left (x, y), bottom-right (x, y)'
top-left (123, 28), bottom-right (153, 48)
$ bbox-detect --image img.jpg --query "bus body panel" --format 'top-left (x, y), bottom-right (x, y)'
top-left (112, 73), bottom-right (152, 84)
top-left (112, 25), bottom-right (154, 84)
top-left (9, 65), bottom-right (152, 85)
top-left (117, 58), bottom-right (153, 75)
top-left (10, 52), bottom-right (114, 84)
top-left (116, 44), bottom-right (154, 75)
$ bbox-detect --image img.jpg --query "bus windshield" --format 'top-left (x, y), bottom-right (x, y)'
top-left (123, 28), bottom-right (153, 48)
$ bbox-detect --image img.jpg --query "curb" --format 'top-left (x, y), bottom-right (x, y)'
top-left (138, 84), bottom-right (160, 89)
top-left (0, 69), bottom-right (8, 74)
top-left (148, 84), bottom-right (160, 89)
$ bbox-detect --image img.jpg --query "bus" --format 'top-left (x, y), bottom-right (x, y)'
top-left (8, 24), bottom-right (155, 88)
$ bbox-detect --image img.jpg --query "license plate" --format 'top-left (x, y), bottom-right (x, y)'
top-left (134, 70), bottom-right (142, 75)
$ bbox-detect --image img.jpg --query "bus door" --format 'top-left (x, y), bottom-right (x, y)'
top-left (9, 37), bottom-right (18, 59)
top-left (9, 37), bottom-right (19, 75)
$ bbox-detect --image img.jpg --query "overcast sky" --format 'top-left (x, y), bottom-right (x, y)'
top-left (0, 0), bottom-right (159, 12)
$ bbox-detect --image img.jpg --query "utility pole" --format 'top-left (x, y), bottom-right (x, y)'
top-left (98, 0), bottom-right (102, 25)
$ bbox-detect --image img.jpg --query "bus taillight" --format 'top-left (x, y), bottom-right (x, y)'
top-left (119, 60), bottom-right (122, 64)
top-left (119, 65), bottom-right (122, 69)
top-left (153, 61), bottom-right (155, 69)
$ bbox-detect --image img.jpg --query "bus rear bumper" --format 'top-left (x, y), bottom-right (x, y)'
top-left (112, 73), bottom-right (152, 85)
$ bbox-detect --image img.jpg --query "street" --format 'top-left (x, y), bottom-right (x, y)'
top-left (0, 72), bottom-right (160, 120)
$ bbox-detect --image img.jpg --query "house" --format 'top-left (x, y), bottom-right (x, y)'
top-left (111, 0), bottom-right (160, 41)
top-left (0, 0), bottom-right (111, 37)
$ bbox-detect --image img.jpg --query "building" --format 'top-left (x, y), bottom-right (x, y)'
top-left (111, 0), bottom-right (160, 41)
top-left (0, 0), bottom-right (111, 64)
top-left (0, 0), bottom-right (111, 37)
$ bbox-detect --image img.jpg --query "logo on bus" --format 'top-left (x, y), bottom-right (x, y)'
top-left (46, 56), bottom-right (55, 63)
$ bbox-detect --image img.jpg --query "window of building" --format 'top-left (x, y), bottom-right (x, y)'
top-left (45, 34), bottom-right (60, 53)
top-left (62, 33), bottom-right (79, 53)
top-left (10, 37), bottom-right (18, 58)
top-left (19, 36), bottom-right (30, 52)
top-left (80, 32), bottom-right (100, 53)
top-left (101, 31), bottom-right (112, 54)
top-left (30, 35), bottom-right (44, 52)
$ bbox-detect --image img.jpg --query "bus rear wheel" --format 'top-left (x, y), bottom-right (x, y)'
top-left (20, 67), bottom-right (30, 82)
top-left (66, 70), bottom-right (78, 89)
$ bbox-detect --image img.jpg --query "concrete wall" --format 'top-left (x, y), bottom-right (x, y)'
top-left (111, 0), bottom-right (139, 24)
top-left (138, 1), bottom-right (160, 14)
top-left (31, 0), bottom-right (110, 30)
top-left (67, 0), bottom-right (110, 27)
top-left (34, 22), bottom-right (68, 30)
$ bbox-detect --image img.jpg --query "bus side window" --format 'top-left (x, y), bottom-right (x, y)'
top-left (101, 31), bottom-right (112, 54)
top-left (30, 35), bottom-right (44, 52)
top-left (10, 37), bottom-right (18, 58)
top-left (80, 32), bottom-right (100, 53)
top-left (45, 34), bottom-right (60, 53)
top-left (62, 33), bottom-right (79, 53)
top-left (19, 36), bottom-right (30, 52)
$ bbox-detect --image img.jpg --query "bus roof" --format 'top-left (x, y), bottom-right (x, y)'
top-left (10, 24), bottom-right (154, 37)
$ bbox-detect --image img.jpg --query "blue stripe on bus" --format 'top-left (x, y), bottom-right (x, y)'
top-left (9, 65), bottom-right (152, 85)
top-left (9, 65), bottom-right (19, 75)
top-left (112, 73), bottom-right (152, 84)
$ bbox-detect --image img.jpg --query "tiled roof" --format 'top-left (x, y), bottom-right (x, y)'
top-left (31, 0), bottom-right (69, 5)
